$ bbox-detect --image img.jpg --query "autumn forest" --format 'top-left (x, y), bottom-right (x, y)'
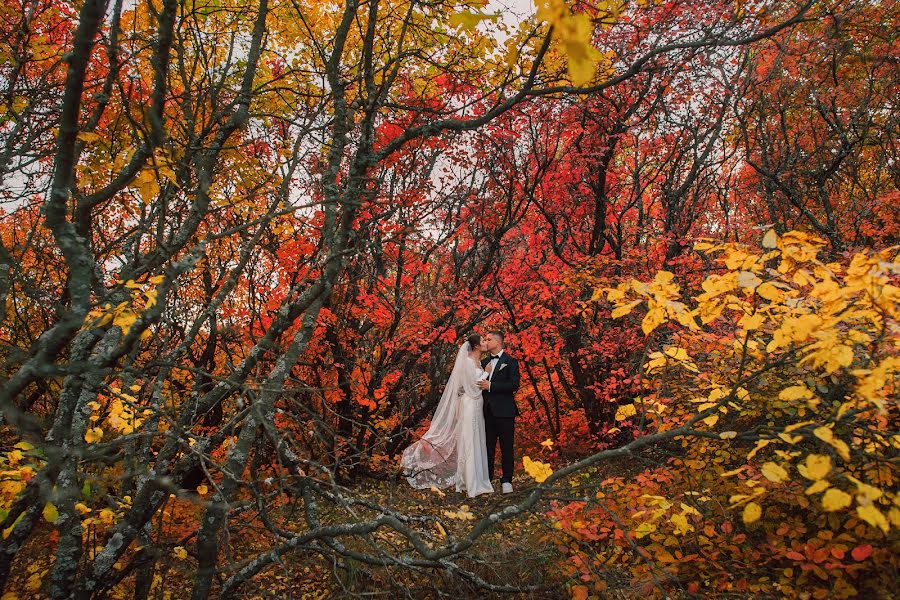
top-left (0, 0), bottom-right (897, 597)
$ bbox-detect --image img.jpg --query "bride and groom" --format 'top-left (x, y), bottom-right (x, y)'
top-left (401, 331), bottom-right (521, 498)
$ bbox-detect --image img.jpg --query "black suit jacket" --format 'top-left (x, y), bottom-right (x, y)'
top-left (481, 353), bottom-right (521, 418)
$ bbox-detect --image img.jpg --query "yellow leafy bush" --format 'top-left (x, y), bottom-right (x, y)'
top-left (548, 231), bottom-right (898, 597)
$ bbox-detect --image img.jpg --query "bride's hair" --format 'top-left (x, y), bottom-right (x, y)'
top-left (465, 333), bottom-right (481, 351)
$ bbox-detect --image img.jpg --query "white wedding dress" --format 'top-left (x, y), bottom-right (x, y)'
top-left (401, 343), bottom-right (493, 498)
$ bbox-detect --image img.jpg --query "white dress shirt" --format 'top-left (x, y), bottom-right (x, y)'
top-left (486, 350), bottom-right (504, 385)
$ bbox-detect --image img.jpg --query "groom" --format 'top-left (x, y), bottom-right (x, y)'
top-left (477, 331), bottom-right (520, 493)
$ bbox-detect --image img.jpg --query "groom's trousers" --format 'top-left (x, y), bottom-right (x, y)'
top-left (485, 413), bottom-right (515, 484)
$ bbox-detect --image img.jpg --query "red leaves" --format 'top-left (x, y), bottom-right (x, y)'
top-left (850, 544), bottom-right (873, 562)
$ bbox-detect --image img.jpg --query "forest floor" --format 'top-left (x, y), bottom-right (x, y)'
top-left (7, 455), bottom-right (654, 599)
top-left (228, 471), bottom-right (573, 599)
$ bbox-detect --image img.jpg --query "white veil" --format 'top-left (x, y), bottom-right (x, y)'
top-left (401, 342), bottom-right (479, 489)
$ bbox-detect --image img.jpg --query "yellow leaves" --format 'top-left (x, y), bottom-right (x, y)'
top-left (85, 275), bottom-right (162, 336)
top-left (134, 151), bottom-right (178, 202)
top-left (798, 454), bottom-right (831, 481)
top-left (755, 282), bottom-right (783, 302)
top-left (747, 439), bottom-right (772, 460)
top-left (701, 414), bottom-right (719, 427)
top-left (603, 286), bottom-right (625, 303)
top-left (535, 0), bottom-right (605, 86)
top-left (196, 485), bottom-right (208, 496)
top-left (84, 427), bottom-right (103, 444)
top-left (5, 450), bottom-right (23, 467)
top-left (846, 476), bottom-right (883, 502)
top-left (1, 96), bottom-right (30, 115)
top-left (721, 248), bottom-right (753, 271)
top-left (853, 356), bottom-right (900, 412)
top-left (777, 432), bottom-right (803, 444)
top-left (99, 509), bottom-right (115, 525)
top-left (173, 546), bottom-right (188, 560)
top-left (805, 480), bottom-right (830, 495)
top-left (429, 486), bottom-right (445, 497)
top-left (76, 131), bottom-right (101, 144)
top-left (610, 299), bottom-right (641, 319)
top-left (760, 462), bottom-right (788, 483)
top-left (42, 502), bottom-right (58, 524)
top-left (766, 314), bottom-right (822, 353)
top-left (822, 488), bottom-right (852, 512)
top-left (803, 343), bottom-right (855, 374)
top-left (523, 456), bottom-right (553, 483)
top-left (74, 503), bottom-right (91, 515)
top-left (700, 271), bottom-right (738, 298)
top-left (434, 521), bottom-right (448, 540)
top-left (670, 513), bottom-right (693, 536)
top-left (720, 467), bottom-right (745, 477)
top-left (779, 385), bottom-right (813, 402)
top-left (107, 396), bottom-right (145, 434)
top-left (112, 308), bottom-right (138, 335)
top-left (448, 10), bottom-right (499, 31)
top-left (1, 513), bottom-right (24, 540)
top-left (135, 169), bottom-right (160, 203)
top-left (603, 270), bottom-right (698, 337)
top-left (641, 307), bottom-right (665, 335)
top-left (540, 438), bottom-right (554, 449)
top-left (738, 311), bottom-right (765, 331)
top-left (645, 347), bottom-right (699, 374)
top-left (633, 521), bottom-right (656, 538)
top-left (443, 505), bottom-right (475, 520)
top-left (742, 502), bottom-right (762, 524)
top-left (587, 233), bottom-right (897, 552)
top-left (856, 504), bottom-right (889, 534)
top-left (558, 12), bottom-right (602, 86)
top-left (799, 453), bottom-right (832, 495)
top-left (614, 403), bottom-right (636, 421)
top-left (814, 427), bottom-right (850, 461)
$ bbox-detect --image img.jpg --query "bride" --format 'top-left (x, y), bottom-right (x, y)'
top-left (401, 334), bottom-right (493, 497)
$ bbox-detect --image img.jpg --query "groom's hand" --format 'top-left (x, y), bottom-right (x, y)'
top-left (477, 380), bottom-right (490, 390)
